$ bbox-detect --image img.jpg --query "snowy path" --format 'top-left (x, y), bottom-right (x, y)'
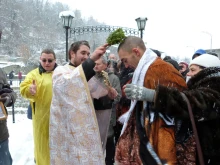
top-left (7, 114), bottom-right (35, 165)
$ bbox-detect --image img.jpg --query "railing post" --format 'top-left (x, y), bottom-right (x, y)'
top-left (12, 103), bottom-right (15, 123)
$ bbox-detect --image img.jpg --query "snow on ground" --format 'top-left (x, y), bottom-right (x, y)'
top-left (7, 114), bottom-right (35, 165)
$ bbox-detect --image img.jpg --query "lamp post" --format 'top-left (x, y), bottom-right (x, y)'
top-left (59, 11), bottom-right (75, 62)
top-left (135, 17), bottom-right (148, 39)
top-left (202, 31), bottom-right (212, 51)
top-left (0, 30), bottom-right (2, 43)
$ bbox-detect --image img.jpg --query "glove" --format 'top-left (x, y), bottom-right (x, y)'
top-left (124, 84), bottom-right (155, 101)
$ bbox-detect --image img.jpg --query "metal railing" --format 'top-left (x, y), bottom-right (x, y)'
top-left (7, 78), bottom-right (29, 123)
top-left (70, 25), bottom-right (139, 36)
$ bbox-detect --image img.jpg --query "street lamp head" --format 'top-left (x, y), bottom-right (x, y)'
top-left (59, 11), bottom-right (75, 62)
top-left (135, 17), bottom-right (148, 31)
top-left (59, 11), bottom-right (75, 28)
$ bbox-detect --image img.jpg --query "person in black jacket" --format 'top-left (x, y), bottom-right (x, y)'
top-left (8, 71), bottom-right (14, 85)
top-left (0, 68), bottom-right (17, 165)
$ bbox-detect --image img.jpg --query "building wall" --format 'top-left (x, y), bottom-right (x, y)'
top-left (205, 49), bottom-right (220, 59)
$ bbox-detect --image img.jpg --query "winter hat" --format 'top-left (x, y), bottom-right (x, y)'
top-left (163, 56), bottom-right (171, 61)
top-left (192, 49), bottom-right (206, 59)
top-left (179, 61), bottom-right (188, 68)
top-left (165, 59), bottom-right (180, 71)
top-left (151, 49), bottom-right (161, 57)
top-left (189, 54), bottom-right (220, 68)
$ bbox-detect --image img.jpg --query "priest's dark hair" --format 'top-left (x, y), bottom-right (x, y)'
top-left (68, 40), bottom-right (90, 60)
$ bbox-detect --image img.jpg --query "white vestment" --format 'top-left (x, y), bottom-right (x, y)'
top-left (50, 64), bottom-right (105, 165)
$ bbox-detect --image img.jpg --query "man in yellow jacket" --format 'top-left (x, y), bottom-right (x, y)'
top-left (20, 49), bottom-right (57, 165)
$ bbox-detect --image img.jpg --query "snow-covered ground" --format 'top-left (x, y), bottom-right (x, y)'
top-left (7, 114), bottom-right (35, 165)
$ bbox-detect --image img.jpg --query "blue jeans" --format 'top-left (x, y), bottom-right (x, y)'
top-left (27, 104), bottom-right (32, 120)
top-left (0, 139), bottom-right (12, 165)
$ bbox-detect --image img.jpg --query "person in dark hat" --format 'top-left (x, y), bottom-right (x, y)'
top-left (192, 49), bottom-right (206, 59)
top-left (163, 56), bottom-right (179, 71)
top-left (163, 56), bottom-right (171, 61)
top-left (151, 49), bottom-right (161, 57)
top-left (165, 59), bottom-right (179, 71)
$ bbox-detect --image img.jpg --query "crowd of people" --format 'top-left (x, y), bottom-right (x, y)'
top-left (0, 36), bottom-right (220, 165)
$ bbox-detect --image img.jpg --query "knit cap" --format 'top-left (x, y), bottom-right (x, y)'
top-left (189, 54), bottom-right (220, 68)
top-left (192, 49), bottom-right (206, 59)
top-left (179, 61), bottom-right (188, 68)
top-left (165, 59), bottom-right (179, 71)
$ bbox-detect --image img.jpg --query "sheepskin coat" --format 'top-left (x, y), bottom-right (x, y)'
top-left (155, 67), bottom-right (220, 165)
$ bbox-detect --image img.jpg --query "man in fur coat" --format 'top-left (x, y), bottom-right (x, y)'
top-left (115, 36), bottom-right (187, 165)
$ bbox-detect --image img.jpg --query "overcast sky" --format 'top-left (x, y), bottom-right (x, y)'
top-left (50, 0), bottom-right (220, 59)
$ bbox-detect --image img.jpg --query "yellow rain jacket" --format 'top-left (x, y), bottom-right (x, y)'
top-left (20, 68), bottom-right (53, 165)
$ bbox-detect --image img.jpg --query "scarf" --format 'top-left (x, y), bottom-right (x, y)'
top-left (38, 63), bottom-right (58, 74)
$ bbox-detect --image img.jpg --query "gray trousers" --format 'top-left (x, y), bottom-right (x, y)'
top-left (95, 109), bottom-right (112, 152)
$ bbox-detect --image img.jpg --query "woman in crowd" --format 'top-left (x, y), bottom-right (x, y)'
top-left (114, 61), bottom-right (134, 144)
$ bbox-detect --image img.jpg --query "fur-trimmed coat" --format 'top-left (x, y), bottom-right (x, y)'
top-left (115, 58), bottom-right (187, 165)
top-left (154, 67), bottom-right (220, 165)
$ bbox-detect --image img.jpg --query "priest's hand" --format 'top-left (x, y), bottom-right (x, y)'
top-left (90, 43), bottom-right (109, 61)
top-left (124, 84), bottom-right (155, 101)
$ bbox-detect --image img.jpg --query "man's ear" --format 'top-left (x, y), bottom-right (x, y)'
top-left (132, 48), bottom-right (140, 57)
top-left (70, 51), bottom-right (75, 59)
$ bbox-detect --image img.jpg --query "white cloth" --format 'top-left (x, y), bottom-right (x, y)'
top-left (88, 76), bottom-right (108, 99)
top-left (50, 65), bottom-right (105, 165)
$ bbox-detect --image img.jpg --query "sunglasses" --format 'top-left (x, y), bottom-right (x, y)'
top-left (41, 59), bottom-right (54, 63)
